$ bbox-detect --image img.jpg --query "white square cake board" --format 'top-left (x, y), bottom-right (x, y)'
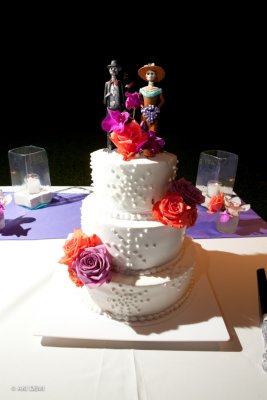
top-left (35, 265), bottom-right (230, 348)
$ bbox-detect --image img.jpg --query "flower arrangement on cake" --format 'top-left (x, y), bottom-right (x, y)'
top-left (101, 100), bottom-right (165, 161)
top-left (59, 229), bottom-right (112, 288)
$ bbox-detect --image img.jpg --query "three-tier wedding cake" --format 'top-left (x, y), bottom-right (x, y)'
top-left (59, 63), bottom-right (205, 322)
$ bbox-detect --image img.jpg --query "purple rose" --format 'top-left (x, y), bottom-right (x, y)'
top-left (169, 178), bottom-right (205, 206)
top-left (72, 244), bottom-right (112, 288)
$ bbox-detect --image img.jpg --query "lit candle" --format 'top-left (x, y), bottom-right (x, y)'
top-left (207, 180), bottom-right (222, 197)
top-left (26, 173), bottom-right (41, 194)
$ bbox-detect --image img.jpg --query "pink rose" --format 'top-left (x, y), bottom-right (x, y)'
top-left (72, 244), bottom-right (112, 288)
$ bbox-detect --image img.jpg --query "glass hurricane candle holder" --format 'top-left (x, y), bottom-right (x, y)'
top-left (8, 145), bottom-right (52, 209)
top-left (196, 150), bottom-right (238, 196)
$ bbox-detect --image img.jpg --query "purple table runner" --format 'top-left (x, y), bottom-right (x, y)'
top-left (0, 192), bottom-right (88, 240)
top-left (1, 192), bottom-right (267, 240)
top-left (187, 205), bottom-right (267, 238)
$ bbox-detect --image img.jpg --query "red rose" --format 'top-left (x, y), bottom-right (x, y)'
top-left (152, 192), bottom-right (189, 228)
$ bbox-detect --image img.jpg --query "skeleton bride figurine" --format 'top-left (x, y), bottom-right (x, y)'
top-left (138, 63), bottom-right (165, 132)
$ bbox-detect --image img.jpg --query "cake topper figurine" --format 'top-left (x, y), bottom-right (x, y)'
top-left (138, 63), bottom-right (165, 132)
top-left (104, 60), bottom-right (125, 150)
top-left (104, 60), bottom-right (124, 111)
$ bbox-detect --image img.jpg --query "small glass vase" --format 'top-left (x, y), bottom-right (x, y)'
top-left (216, 213), bottom-right (239, 234)
top-left (0, 212), bottom-right (5, 230)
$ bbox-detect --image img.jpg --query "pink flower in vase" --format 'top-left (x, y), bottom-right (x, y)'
top-left (219, 210), bottom-right (232, 223)
top-left (207, 194), bottom-right (251, 227)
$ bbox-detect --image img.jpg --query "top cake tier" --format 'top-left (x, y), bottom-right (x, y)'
top-left (90, 149), bottom-right (178, 217)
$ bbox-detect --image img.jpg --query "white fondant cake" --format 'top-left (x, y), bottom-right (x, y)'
top-left (80, 149), bottom-right (196, 321)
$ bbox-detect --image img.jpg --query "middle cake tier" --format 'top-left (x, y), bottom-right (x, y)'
top-left (81, 194), bottom-right (186, 273)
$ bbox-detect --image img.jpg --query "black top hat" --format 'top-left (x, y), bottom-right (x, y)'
top-left (107, 60), bottom-right (122, 70)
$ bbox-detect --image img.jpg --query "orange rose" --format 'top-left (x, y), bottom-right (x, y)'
top-left (59, 229), bottom-right (102, 266)
top-left (110, 120), bottom-right (148, 160)
top-left (152, 192), bottom-right (189, 228)
top-left (207, 192), bottom-right (225, 214)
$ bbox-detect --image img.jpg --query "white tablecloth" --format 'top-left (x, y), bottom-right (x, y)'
top-left (1, 187), bottom-right (267, 399)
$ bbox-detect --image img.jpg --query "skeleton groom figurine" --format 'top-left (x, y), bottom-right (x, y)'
top-left (103, 60), bottom-right (125, 150)
top-left (104, 60), bottom-right (124, 111)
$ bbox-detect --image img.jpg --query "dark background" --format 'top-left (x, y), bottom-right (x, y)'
top-left (1, 33), bottom-right (266, 220)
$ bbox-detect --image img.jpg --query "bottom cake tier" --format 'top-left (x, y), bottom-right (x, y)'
top-left (81, 238), bottom-right (195, 322)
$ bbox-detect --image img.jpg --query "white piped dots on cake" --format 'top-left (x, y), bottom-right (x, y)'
top-left (83, 246), bottom-right (195, 321)
top-left (90, 149), bottom-right (178, 214)
top-left (101, 285), bottom-right (154, 317)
